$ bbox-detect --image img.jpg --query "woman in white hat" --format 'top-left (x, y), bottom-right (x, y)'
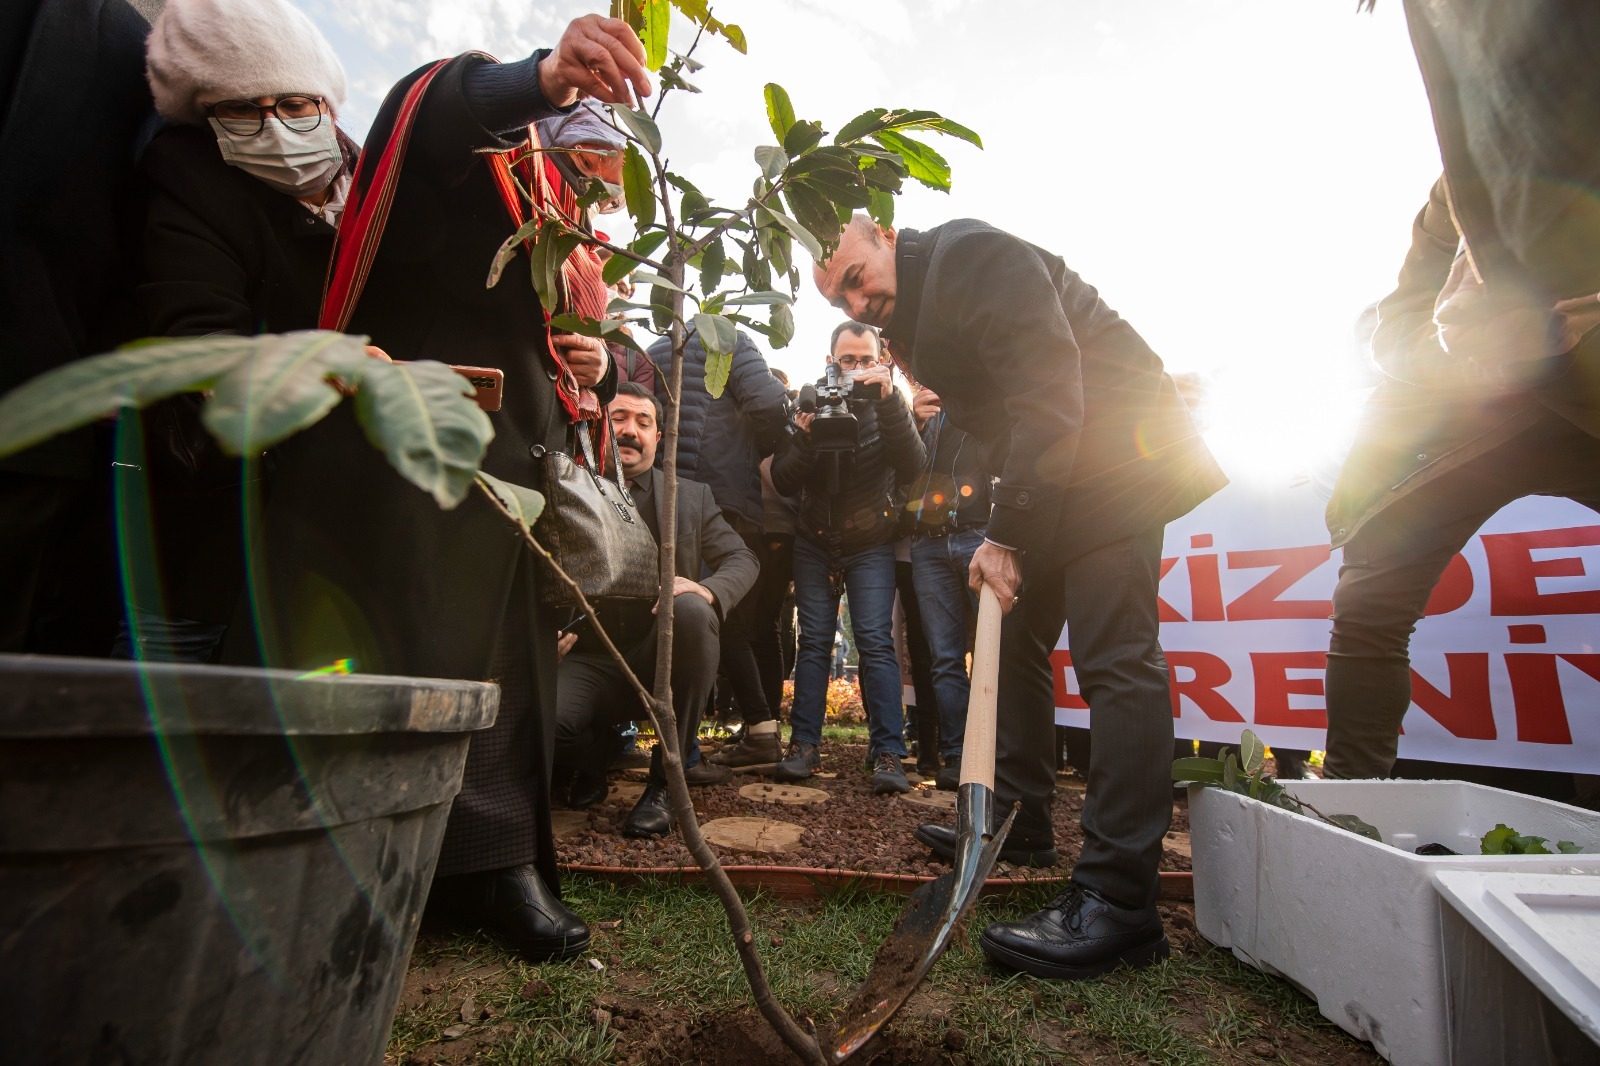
top-left (114, 0), bottom-right (356, 664)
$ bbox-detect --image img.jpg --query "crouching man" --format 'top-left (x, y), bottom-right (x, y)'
top-left (554, 383), bottom-right (758, 838)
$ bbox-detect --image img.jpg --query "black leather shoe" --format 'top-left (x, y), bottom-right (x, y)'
top-left (443, 865), bottom-right (589, 963)
top-left (914, 822), bottom-right (1058, 867)
top-left (566, 766), bottom-right (609, 809)
top-left (683, 760), bottom-right (733, 786)
top-left (979, 883), bottom-right (1168, 979)
top-left (622, 783), bottom-right (674, 838)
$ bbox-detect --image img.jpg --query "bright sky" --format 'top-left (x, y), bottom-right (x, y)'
top-left (303, 0), bottom-right (1444, 482)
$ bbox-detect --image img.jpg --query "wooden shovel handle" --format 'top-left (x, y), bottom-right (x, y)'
top-left (959, 584), bottom-right (1002, 791)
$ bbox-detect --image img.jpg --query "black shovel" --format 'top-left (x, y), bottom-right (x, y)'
top-left (829, 584), bottom-right (1015, 1062)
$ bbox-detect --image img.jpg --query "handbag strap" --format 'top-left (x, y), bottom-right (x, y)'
top-left (573, 417), bottom-right (631, 495)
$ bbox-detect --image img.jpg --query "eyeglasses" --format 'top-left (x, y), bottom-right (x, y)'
top-left (834, 354), bottom-right (880, 371)
top-left (208, 96), bottom-right (325, 136)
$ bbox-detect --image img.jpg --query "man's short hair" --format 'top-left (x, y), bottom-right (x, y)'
top-left (829, 320), bottom-right (881, 358)
top-left (614, 381), bottom-right (662, 426)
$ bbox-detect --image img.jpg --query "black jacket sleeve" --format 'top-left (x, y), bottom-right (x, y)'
top-left (769, 429), bottom-right (816, 497)
top-left (694, 482), bottom-right (759, 616)
top-left (875, 387), bottom-right (926, 483)
top-left (925, 227), bottom-right (1084, 551)
top-left (725, 332), bottom-right (790, 456)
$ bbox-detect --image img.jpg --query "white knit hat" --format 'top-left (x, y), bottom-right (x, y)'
top-left (146, 0), bottom-right (347, 127)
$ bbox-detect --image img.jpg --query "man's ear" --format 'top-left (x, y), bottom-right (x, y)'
top-left (881, 225), bottom-right (897, 247)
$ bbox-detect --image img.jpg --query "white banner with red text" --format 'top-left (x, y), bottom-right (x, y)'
top-left (1051, 481), bottom-right (1600, 774)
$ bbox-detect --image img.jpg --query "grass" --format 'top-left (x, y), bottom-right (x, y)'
top-left (387, 875), bottom-right (1374, 1065)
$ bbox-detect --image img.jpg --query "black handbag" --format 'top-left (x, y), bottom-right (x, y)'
top-left (532, 422), bottom-right (659, 607)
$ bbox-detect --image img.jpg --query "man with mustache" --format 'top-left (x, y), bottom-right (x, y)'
top-left (553, 382), bottom-right (758, 838)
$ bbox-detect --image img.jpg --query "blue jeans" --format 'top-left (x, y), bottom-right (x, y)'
top-left (910, 528), bottom-right (984, 758)
top-left (790, 537), bottom-right (906, 757)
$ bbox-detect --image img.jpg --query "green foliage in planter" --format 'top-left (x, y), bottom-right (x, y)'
top-left (1172, 729), bottom-right (1382, 842)
top-left (1479, 823), bottom-right (1584, 855)
top-left (0, 331), bottom-right (498, 511)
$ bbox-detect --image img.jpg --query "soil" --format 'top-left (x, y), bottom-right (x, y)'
top-left (555, 737), bottom-right (1196, 878)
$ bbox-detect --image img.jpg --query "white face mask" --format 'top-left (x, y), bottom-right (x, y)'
top-left (209, 116), bottom-right (343, 197)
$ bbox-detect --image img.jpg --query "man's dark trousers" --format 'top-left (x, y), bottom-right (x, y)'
top-left (556, 593), bottom-right (721, 784)
top-left (1325, 412), bottom-right (1600, 779)
top-left (997, 527), bottom-right (1172, 910)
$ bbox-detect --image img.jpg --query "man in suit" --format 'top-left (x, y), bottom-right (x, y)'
top-left (815, 215), bottom-right (1226, 980)
top-left (555, 382), bottom-right (759, 839)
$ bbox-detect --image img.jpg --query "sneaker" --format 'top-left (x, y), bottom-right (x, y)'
top-left (871, 752), bottom-right (910, 795)
top-left (710, 728), bottom-right (784, 767)
top-left (935, 754), bottom-right (961, 792)
top-left (773, 741), bottom-right (821, 782)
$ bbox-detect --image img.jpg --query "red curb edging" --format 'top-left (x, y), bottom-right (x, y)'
top-left (561, 863), bottom-right (1194, 902)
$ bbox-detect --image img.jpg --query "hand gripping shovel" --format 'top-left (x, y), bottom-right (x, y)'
top-left (829, 584), bottom-right (1016, 1062)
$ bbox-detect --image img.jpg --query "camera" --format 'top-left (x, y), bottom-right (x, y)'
top-left (795, 363), bottom-right (877, 452)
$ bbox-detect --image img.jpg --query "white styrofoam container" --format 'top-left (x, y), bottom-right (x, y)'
top-left (1189, 780), bottom-right (1600, 1066)
top-left (1433, 871), bottom-right (1600, 1063)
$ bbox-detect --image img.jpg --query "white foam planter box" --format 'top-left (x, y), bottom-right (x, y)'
top-left (1189, 780), bottom-right (1600, 1066)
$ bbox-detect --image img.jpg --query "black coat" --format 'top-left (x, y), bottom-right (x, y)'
top-left (905, 413), bottom-right (991, 534)
top-left (648, 327), bottom-right (788, 527)
top-left (771, 378), bottom-right (925, 557)
top-left (243, 53), bottom-right (614, 681)
top-left (884, 219), bottom-right (1225, 563)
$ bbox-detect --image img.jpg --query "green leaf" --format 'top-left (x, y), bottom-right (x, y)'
top-left (487, 219), bottom-right (542, 288)
top-left (782, 181), bottom-right (846, 251)
top-left (632, 270), bottom-right (689, 294)
top-left (1326, 814), bottom-right (1384, 842)
top-left (528, 224), bottom-right (582, 313)
top-left (640, 0), bottom-right (670, 70)
top-left (0, 335), bottom-right (261, 459)
top-left (658, 66), bottom-right (700, 94)
top-left (867, 188), bottom-right (895, 228)
top-left (1240, 729), bottom-right (1266, 774)
top-left (756, 204), bottom-right (822, 261)
top-left (1558, 840), bottom-right (1585, 854)
top-left (834, 108), bottom-right (983, 149)
top-left (1222, 753), bottom-right (1240, 792)
top-left (613, 105), bottom-right (662, 155)
top-left (719, 290), bottom-right (792, 307)
top-left (694, 312), bottom-right (737, 398)
top-left (650, 281), bottom-right (676, 332)
top-left (873, 130), bottom-right (951, 191)
top-left (764, 83), bottom-right (796, 145)
top-left (476, 470), bottom-right (545, 534)
top-left (202, 332), bottom-right (370, 454)
top-left (1481, 823), bottom-right (1517, 854)
top-left (667, 0), bottom-right (747, 52)
top-left (352, 359), bottom-right (494, 509)
top-left (768, 301), bottom-right (795, 348)
top-left (754, 145), bottom-right (786, 183)
top-left (622, 143), bottom-right (655, 231)
top-left (1171, 757), bottom-right (1226, 784)
top-left (782, 119), bottom-right (824, 158)
top-left (700, 238), bottom-right (725, 292)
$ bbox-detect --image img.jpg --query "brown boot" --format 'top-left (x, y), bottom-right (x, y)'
top-left (710, 726), bottom-right (784, 766)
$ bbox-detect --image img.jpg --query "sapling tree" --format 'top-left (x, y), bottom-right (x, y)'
top-left (484, 4), bottom-right (979, 1059)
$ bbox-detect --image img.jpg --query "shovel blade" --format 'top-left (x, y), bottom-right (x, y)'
top-left (829, 787), bottom-right (1015, 1062)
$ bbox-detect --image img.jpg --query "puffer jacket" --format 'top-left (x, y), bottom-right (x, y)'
top-left (649, 327), bottom-right (788, 526)
top-left (772, 378), bottom-right (926, 558)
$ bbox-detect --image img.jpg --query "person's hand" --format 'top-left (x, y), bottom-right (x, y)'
top-left (793, 410), bottom-right (816, 434)
top-left (553, 332), bottom-right (609, 387)
top-left (653, 576), bottom-right (714, 612)
top-left (557, 631), bottom-right (577, 659)
top-left (912, 386), bottom-right (941, 425)
top-left (854, 363), bottom-right (892, 400)
top-left (539, 15), bottom-right (653, 108)
top-left (1433, 249), bottom-right (1581, 385)
top-left (968, 539), bottom-right (1022, 616)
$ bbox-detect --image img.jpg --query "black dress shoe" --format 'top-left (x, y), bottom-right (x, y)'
top-left (441, 865), bottom-right (589, 963)
top-left (622, 783), bottom-right (674, 838)
top-left (979, 883), bottom-right (1168, 979)
top-left (914, 822), bottom-right (1058, 867)
top-left (683, 760), bottom-right (733, 785)
top-left (566, 766), bottom-right (609, 809)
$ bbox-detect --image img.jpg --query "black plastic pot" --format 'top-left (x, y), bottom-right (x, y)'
top-left (0, 654), bottom-right (498, 1065)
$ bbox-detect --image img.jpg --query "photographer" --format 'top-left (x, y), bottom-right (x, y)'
top-left (770, 322), bottom-right (925, 793)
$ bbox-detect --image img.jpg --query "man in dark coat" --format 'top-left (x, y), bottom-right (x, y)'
top-left (816, 215), bottom-right (1225, 980)
top-left (238, 16), bottom-right (652, 963)
top-left (555, 383), bottom-right (758, 836)
top-left (0, 0), bottom-right (159, 655)
top-left (649, 325), bottom-right (789, 762)
top-left (1323, 0), bottom-right (1600, 779)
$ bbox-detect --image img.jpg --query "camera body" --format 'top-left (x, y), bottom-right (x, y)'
top-left (796, 363), bottom-right (878, 452)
